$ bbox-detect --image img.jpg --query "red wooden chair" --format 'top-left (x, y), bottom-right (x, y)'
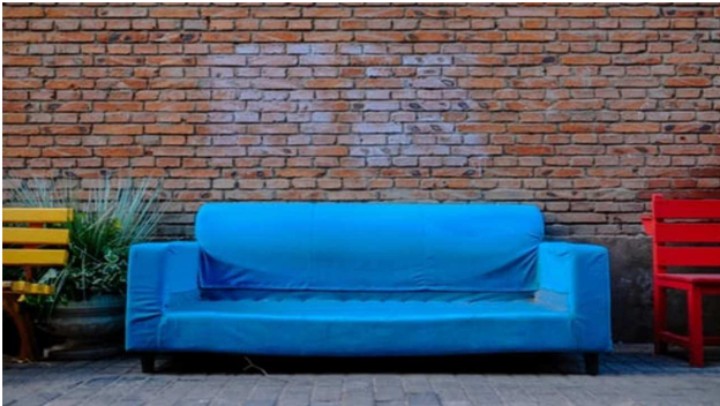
top-left (641, 194), bottom-right (720, 367)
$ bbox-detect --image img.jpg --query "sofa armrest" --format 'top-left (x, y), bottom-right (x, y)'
top-left (125, 241), bottom-right (200, 351)
top-left (536, 242), bottom-right (612, 351)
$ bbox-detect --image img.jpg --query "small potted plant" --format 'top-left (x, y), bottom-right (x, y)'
top-left (12, 174), bottom-right (164, 359)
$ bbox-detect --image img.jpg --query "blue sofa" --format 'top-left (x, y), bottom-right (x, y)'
top-left (126, 203), bottom-right (612, 374)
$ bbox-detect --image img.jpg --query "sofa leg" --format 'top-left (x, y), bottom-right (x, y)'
top-left (584, 353), bottom-right (599, 376)
top-left (141, 354), bottom-right (155, 373)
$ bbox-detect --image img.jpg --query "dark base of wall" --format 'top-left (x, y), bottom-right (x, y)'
top-left (571, 236), bottom-right (720, 343)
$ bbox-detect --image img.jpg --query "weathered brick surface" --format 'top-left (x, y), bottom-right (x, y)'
top-left (3, 4), bottom-right (720, 239)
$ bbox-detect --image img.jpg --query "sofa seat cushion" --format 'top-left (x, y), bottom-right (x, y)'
top-left (158, 293), bottom-right (576, 356)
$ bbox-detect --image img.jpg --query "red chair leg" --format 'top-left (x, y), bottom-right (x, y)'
top-left (687, 287), bottom-right (704, 367)
top-left (653, 285), bottom-right (668, 354)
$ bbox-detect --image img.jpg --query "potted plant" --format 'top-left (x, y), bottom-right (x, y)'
top-left (11, 174), bottom-right (164, 359)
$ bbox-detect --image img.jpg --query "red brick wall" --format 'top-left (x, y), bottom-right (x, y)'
top-left (4, 4), bottom-right (720, 238)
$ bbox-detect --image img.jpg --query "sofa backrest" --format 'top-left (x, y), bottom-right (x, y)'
top-left (195, 202), bottom-right (544, 294)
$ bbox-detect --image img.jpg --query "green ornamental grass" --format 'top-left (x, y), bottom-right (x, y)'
top-left (9, 175), bottom-right (164, 316)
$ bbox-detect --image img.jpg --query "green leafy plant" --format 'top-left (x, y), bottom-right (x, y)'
top-left (9, 175), bottom-right (164, 316)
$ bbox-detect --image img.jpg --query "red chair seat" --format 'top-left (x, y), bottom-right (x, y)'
top-left (657, 273), bottom-right (720, 285)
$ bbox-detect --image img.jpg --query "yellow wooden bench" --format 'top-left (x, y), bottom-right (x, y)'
top-left (3, 208), bottom-right (73, 360)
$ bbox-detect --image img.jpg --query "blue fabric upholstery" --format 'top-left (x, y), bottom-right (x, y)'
top-left (126, 203), bottom-right (612, 357)
top-left (158, 291), bottom-right (574, 356)
top-left (196, 203), bottom-right (543, 294)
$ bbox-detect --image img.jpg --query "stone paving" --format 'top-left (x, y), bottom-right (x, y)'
top-left (3, 345), bottom-right (720, 406)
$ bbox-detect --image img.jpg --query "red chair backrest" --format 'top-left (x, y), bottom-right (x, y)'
top-left (650, 194), bottom-right (720, 270)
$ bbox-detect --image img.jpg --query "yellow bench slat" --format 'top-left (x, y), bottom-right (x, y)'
top-left (3, 228), bottom-right (70, 245)
top-left (3, 208), bottom-right (73, 224)
top-left (3, 249), bottom-right (68, 266)
top-left (4, 281), bottom-right (54, 295)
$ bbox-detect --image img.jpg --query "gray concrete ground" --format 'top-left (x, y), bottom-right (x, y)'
top-left (3, 345), bottom-right (720, 406)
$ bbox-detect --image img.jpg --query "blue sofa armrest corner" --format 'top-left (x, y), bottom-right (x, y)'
top-left (536, 242), bottom-right (613, 352)
top-left (125, 241), bottom-right (200, 351)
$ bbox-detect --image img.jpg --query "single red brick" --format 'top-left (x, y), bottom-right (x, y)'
top-left (253, 7), bottom-right (300, 18)
top-left (95, 56), bottom-right (144, 66)
top-left (520, 18), bottom-right (546, 29)
top-left (97, 7), bottom-right (147, 17)
top-left (561, 55), bottom-right (611, 65)
top-left (42, 147), bottom-right (92, 157)
top-left (298, 146), bottom-right (348, 157)
top-left (47, 102), bottom-right (92, 113)
top-left (458, 78), bottom-right (505, 89)
top-left (660, 145), bottom-right (710, 155)
top-left (4, 147), bottom-right (41, 157)
top-left (45, 80), bottom-right (95, 90)
top-left (609, 6), bottom-right (659, 17)
top-left (456, 7), bottom-right (505, 17)
top-left (553, 100), bottom-right (604, 110)
top-left (608, 100), bottom-right (656, 110)
top-left (276, 168), bottom-right (325, 178)
top-left (609, 123), bottom-right (661, 133)
top-left (456, 31), bottom-right (505, 42)
top-left (303, 7), bottom-right (351, 18)
top-left (354, 31), bottom-right (406, 42)
top-left (196, 55), bottom-right (246, 66)
top-left (149, 7), bottom-right (198, 18)
top-left (145, 56), bottom-right (196, 66)
top-left (327, 169), bottom-right (379, 178)
top-left (507, 7), bottom-right (555, 17)
top-left (339, 19), bottom-right (366, 30)
top-left (562, 77), bottom-right (609, 88)
top-left (506, 55), bottom-right (549, 66)
top-left (665, 54), bottom-right (713, 64)
top-left (146, 124), bottom-right (194, 135)
top-left (557, 7), bottom-right (606, 17)
top-left (3, 114), bottom-right (26, 124)
top-left (200, 7), bottom-right (249, 18)
top-left (609, 31), bottom-right (659, 42)
top-left (304, 32), bottom-right (353, 42)
top-left (356, 78), bottom-right (405, 89)
top-left (509, 124), bottom-right (556, 134)
top-left (305, 79), bottom-right (353, 89)
top-left (253, 31), bottom-right (302, 42)
top-left (558, 31), bottom-right (606, 42)
top-left (507, 31), bottom-right (555, 42)
top-left (350, 55), bottom-right (401, 66)
top-left (46, 32), bottom-right (96, 43)
top-left (353, 7), bottom-right (404, 18)
top-left (93, 125), bottom-right (144, 135)
top-left (457, 124), bottom-right (506, 133)
top-left (555, 213), bottom-right (606, 224)
top-left (505, 100), bottom-right (552, 111)
top-left (201, 32), bottom-right (250, 43)
top-left (664, 76), bottom-right (712, 87)
top-left (405, 31), bottom-right (454, 42)
top-left (614, 54), bottom-right (662, 65)
top-left (45, 7), bottom-right (95, 17)
top-left (97, 32), bottom-right (149, 44)
top-left (505, 145), bottom-right (554, 155)
top-left (94, 102), bottom-right (143, 112)
top-left (3, 32), bottom-right (44, 42)
top-left (95, 146), bottom-right (144, 157)
top-left (3, 56), bottom-right (42, 66)
top-left (3, 79), bottom-right (43, 90)
top-left (3, 6), bottom-right (44, 18)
